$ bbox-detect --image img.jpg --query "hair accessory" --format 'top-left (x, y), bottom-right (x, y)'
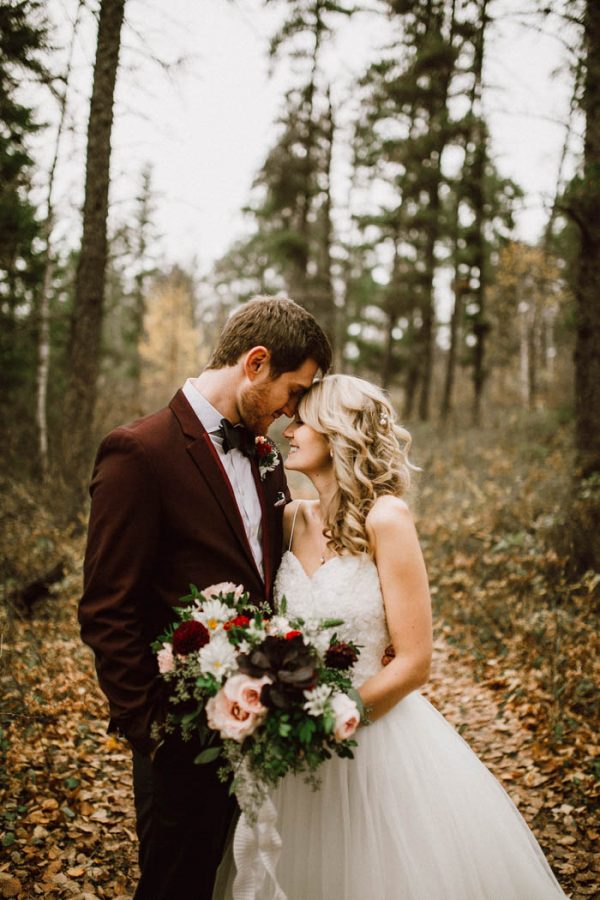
top-left (379, 413), bottom-right (389, 427)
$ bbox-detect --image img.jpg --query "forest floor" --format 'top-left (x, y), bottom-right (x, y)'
top-left (1, 412), bottom-right (599, 899)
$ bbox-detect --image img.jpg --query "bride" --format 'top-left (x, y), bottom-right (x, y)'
top-left (216, 373), bottom-right (566, 900)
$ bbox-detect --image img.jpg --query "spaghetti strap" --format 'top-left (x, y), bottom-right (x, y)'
top-left (288, 501), bottom-right (303, 552)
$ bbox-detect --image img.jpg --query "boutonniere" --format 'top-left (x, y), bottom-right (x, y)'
top-left (255, 435), bottom-right (280, 480)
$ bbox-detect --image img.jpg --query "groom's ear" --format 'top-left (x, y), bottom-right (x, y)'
top-left (244, 346), bottom-right (271, 381)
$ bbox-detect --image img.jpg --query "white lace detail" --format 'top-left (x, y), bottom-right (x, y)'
top-left (274, 551), bottom-right (390, 686)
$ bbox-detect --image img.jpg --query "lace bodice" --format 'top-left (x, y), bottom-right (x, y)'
top-left (274, 551), bottom-right (391, 686)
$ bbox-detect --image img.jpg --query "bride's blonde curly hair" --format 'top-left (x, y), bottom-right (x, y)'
top-left (297, 374), bottom-right (417, 557)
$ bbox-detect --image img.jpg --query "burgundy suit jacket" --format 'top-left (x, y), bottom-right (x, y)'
top-left (79, 389), bottom-right (289, 755)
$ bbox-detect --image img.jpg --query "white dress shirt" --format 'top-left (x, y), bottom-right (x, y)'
top-left (182, 379), bottom-right (264, 578)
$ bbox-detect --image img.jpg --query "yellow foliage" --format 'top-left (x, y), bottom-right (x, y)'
top-left (138, 273), bottom-right (204, 409)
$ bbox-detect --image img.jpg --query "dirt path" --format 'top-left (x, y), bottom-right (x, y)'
top-left (424, 637), bottom-right (598, 899)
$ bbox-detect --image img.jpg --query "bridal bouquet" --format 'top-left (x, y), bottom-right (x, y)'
top-left (152, 582), bottom-right (362, 820)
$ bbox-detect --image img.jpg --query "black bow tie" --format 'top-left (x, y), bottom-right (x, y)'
top-left (218, 418), bottom-right (256, 459)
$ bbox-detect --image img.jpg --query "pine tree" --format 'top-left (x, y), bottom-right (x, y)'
top-left (439, 0), bottom-right (521, 422)
top-left (245, 0), bottom-right (353, 348)
top-left (354, 0), bottom-right (459, 416)
top-left (0, 1), bottom-right (47, 450)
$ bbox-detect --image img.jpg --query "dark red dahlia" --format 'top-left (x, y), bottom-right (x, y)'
top-left (325, 641), bottom-right (359, 670)
top-left (172, 620), bottom-right (210, 655)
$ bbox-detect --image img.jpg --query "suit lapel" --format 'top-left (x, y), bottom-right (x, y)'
top-left (169, 390), bottom-right (265, 585)
top-left (251, 451), bottom-right (287, 607)
top-left (250, 460), bottom-right (272, 602)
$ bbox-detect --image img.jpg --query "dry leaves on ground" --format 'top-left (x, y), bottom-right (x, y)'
top-left (1, 419), bottom-right (598, 898)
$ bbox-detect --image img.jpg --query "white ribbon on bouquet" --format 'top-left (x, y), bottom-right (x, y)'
top-left (232, 795), bottom-right (287, 900)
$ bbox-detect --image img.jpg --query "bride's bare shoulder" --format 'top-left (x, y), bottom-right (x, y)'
top-left (283, 499), bottom-right (300, 532)
top-left (283, 499), bottom-right (309, 543)
top-left (283, 498), bottom-right (318, 545)
top-left (367, 494), bottom-right (410, 520)
top-left (365, 495), bottom-right (413, 538)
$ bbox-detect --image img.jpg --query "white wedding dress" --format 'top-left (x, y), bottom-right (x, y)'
top-left (215, 550), bottom-right (566, 900)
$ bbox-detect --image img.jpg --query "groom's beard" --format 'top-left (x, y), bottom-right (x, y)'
top-left (238, 382), bottom-right (279, 436)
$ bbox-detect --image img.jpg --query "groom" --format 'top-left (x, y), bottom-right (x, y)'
top-left (79, 296), bottom-right (331, 900)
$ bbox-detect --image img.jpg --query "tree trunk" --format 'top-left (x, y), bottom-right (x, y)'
top-left (62, 0), bottom-right (126, 504)
top-left (470, 0), bottom-right (489, 425)
top-left (416, 0), bottom-right (457, 421)
top-left (441, 283), bottom-right (463, 421)
top-left (36, 0), bottom-right (85, 479)
top-left (381, 308), bottom-right (397, 391)
top-left (292, 2), bottom-right (324, 311)
top-left (418, 215), bottom-right (437, 422)
top-left (319, 86), bottom-right (337, 352)
top-left (403, 367), bottom-right (419, 420)
top-left (441, 165), bottom-right (463, 422)
top-left (574, 0), bottom-right (600, 479)
top-left (528, 298), bottom-right (539, 409)
top-left (519, 302), bottom-right (529, 407)
top-left (403, 331), bottom-right (420, 420)
top-left (129, 164), bottom-right (153, 410)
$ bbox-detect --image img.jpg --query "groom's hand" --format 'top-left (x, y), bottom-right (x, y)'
top-left (382, 644), bottom-right (395, 666)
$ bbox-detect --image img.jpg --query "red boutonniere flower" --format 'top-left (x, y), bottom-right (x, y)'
top-left (255, 436), bottom-right (280, 480)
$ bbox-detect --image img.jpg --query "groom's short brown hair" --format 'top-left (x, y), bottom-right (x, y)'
top-left (207, 296), bottom-right (332, 376)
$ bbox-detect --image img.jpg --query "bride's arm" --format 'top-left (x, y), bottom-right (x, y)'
top-left (358, 495), bottom-right (432, 722)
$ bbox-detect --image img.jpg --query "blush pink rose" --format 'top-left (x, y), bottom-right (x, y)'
top-left (331, 693), bottom-right (360, 741)
top-left (202, 582), bottom-right (244, 601)
top-left (226, 673), bottom-right (271, 714)
top-left (205, 673), bottom-right (270, 742)
top-left (157, 643), bottom-right (175, 674)
top-left (206, 689), bottom-right (257, 742)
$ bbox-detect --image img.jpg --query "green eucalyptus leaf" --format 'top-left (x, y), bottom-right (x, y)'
top-left (194, 746), bottom-right (221, 765)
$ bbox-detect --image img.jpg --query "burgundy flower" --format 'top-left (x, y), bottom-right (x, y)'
top-left (325, 641), bottom-right (359, 671)
top-left (238, 634), bottom-right (318, 710)
top-left (172, 620), bottom-right (210, 655)
top-left (255, 441), bottom-right (272, 457)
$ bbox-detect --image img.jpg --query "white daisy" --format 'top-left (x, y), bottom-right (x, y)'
top-left (303, 684), bottom-right (332, 716)
top-left (267, 615), bottom-right (291, 636)
top-left (198, 634), bottom-right (238, 681)
top-left (246, 619), bottom-right (268, 642)
top-left (302, 619), bottom-right (332, 657)
top-left (193, 599), bottom-right (231, 633)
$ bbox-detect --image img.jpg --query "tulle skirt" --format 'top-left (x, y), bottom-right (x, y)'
top-left (214, 691), bottom-right (566, 900)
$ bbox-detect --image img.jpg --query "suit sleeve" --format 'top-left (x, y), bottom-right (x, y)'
top-left (79, 428), bottom-right (164, 755)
